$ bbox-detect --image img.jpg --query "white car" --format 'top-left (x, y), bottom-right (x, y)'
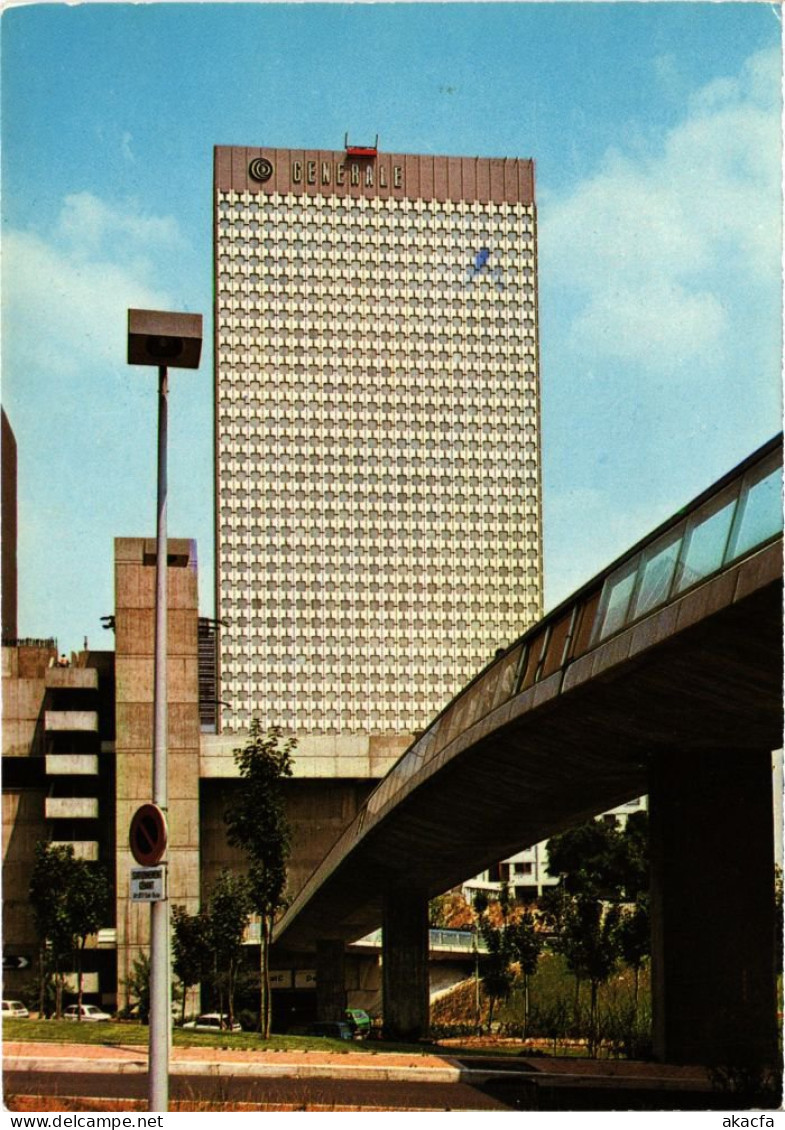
top-left (182, 1012), bottom-right (242, 1033)
top-left (2, 1000), bottom-right (29, 1018)
top-left (63, 1003), bottom-right (112, 1022)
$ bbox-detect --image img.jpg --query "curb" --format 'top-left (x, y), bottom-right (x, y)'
top-left (5, 1055), bottom-right (462, 1085)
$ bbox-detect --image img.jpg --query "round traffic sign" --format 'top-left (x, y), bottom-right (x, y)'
top-left (129, 803), bottom-right (168, 866)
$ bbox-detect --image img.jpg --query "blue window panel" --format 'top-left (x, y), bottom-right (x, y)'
top-left (728, 459), bottom-right (782, 562)
top-left (632, 525), bottom-right (684, 618)
top-left (675, 490), bottom-right (738, 594)
top-left (594, 557), bottom-right (640, 643)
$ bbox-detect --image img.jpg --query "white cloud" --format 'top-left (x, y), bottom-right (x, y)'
top-left (540, 46), bottom-right (781, 370)
top-left (2, 195), bottom-right (183, 378)
top-left (57, 192), bottom-right (185, 260)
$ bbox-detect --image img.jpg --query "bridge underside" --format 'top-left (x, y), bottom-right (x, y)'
top-left (276, 550), bottom-right (781, 951)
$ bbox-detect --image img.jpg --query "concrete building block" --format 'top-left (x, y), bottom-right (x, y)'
top-left (169, 849), bottom-right (201, 903)
top-left (0, 720), bottom-right (33, 758)
top-left (167, 758), bottom-right (200, 803)
top-left (168, 703), bottom-right (201, 750)
top-left (168, 611), bottom-right (199, 656)
top-left (45, 667), bottom-right (99, 691)
top-left (115, 657), bottom-right (154, 704)
top-left (2, 646), bottom-right (19, 678)
top-left (45, 796), bottom-right (99, 820)
top-left (18, 678), bottom-right (46, 722)
top-left (18, 647), bottom-right (56, 679)
top-left (51, 840), bottom-right (99, 861)
top-left (115, 703), bottom-right (153, 750)
top-left (168, 656), bottom-right (199, 702)
top-left (334, 756), bottom-right (379, 777)
top-left (115, 538), bottom-right (145, 564)
top-left (44, 710), bottom-right (99, 733)
top-left (2, 678), bottom-right (19, 724)
top-left (115, 608), bottom-right (154, 655)
top-left (168, 568), bottom-right (198, 611)
top-left (46, 754), bottom-right (99, 776)
top-left (368, 734), bottom-right (410, 775)
top-left (115, 753), bottom-right (155, 802)
top-left (115, 563), bottom-right (142, 611)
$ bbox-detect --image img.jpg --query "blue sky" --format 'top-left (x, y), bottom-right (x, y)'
top-left (1, 1), bottom-right (781, 654)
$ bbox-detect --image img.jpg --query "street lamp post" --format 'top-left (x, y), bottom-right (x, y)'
top-left (127, 310), bottom-right (203, 1112)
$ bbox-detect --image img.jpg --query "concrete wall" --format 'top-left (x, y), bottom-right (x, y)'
top-left (2, 788), bottom-right (48, 967)
top-left (114, 537), bottom-right (201, 1006)
top-left (201, 731), bottom-right (409, 781)
top-left (200, 777), bottom-right (378, 905)
top-left (2, 644), bottom-right (54, 758)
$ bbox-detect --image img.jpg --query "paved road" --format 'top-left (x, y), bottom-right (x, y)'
top-left (4, 1069), bottom-right (510, 1112)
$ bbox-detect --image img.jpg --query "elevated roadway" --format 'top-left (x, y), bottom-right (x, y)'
top-left (275, 435), bottom-right (782, 1065)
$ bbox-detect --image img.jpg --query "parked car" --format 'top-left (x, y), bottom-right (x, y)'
top-left (307, 1020), bottom-right (355, 1041)
top-left (344, 1008), bottom-right (371, 1037)
top-left (63, 1003), bottom-right (112, 1022)
top-left (182, 1013), bottom-right (242, 1033)
top-left (2, 1000), bottom-right (29, 1018)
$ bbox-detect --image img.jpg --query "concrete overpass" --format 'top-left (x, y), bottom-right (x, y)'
top-left (275, 435), bottom-right (783, 1066)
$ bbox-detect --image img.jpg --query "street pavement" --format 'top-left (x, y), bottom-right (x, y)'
top-left (3, 1041), bottom-right (735, 1113)
top-left (3, 1041), bottom-right (506, 1111)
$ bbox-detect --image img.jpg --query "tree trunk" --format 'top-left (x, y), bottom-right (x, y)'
top-left (589, 980), bottom-right (599, 1057)
top-left (523, 973), bottom-right (530, 1039)
top-left (38, 945), bottom-right (46, 1017)
top-left (55, 970), bottom-right (63, 1021)
top-left (487, 995), bottom-right (495, 1035)
top-left (76, 939), bottom-right (85, 1020)
top-left (260, 915), bottom-right (272, 1039)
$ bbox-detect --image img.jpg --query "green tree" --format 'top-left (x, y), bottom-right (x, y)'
top-left (224, 721), bottom-right (295, 1037)
top-left (474, 886), bottom-right (543, 1034)
top-left (29, 843), bottom-right (108, 1019)
top-left (616, 896), bottom-right (651, 1014)
top-left (507, 909), bottom-right (543, 1037)
top-left (127, 951), bottom-right (151, 1023)
top-left (66, 860), bottom-right (111, 1017)
top-left (29, 842), bottom-right (75, 1017)
top-left (546, 812), bottom-right (649, 901)
top-left (171, 905), bottom-right (212, 1024)
top-left (550, 894), bottom-right (621, 1055)
top-left (206, 869), bottom-right (252, 1029)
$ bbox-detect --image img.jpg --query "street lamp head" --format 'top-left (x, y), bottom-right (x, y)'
top-left (127, 309), bottom-right (203, 370)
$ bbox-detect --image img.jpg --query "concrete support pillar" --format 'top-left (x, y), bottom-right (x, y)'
top-left (650, 748), bottom-right (778, 1067)
top-left (382, 889), bottom-right (429, 1041)
top-left (316, 940), bottom-right (346, 1021)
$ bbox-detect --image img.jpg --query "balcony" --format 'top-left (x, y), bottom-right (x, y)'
top-left (45, 668), bottom-right (99, 692)
top-left (45, 754), bottom-right (99, 776)
top-left (45, 797), bottom-right (99, 820)
top-left (44, 711), bottom-right (99, 733)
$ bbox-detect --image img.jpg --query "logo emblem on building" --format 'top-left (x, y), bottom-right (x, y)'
top-left (249, 157), bottom-right (274, 183)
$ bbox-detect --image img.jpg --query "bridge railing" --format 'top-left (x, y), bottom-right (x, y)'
top-left (364, 435), bottom-right (782, 822)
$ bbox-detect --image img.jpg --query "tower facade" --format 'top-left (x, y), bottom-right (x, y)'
top-left (214, 145), bottom-right (542, 737)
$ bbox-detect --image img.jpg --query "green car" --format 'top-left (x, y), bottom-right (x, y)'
top-left (344, 1008), bottom-right (371, 1038)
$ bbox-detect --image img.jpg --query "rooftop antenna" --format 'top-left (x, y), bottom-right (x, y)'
top-left (345, 133), bottom-right (379, 157)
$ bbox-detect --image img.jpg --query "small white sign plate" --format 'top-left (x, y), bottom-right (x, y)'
top-left (130, 864), bottom-right (166, 902)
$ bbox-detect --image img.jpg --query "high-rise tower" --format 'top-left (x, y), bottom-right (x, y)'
top-left (214, 144), bottom-right (542, 737)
